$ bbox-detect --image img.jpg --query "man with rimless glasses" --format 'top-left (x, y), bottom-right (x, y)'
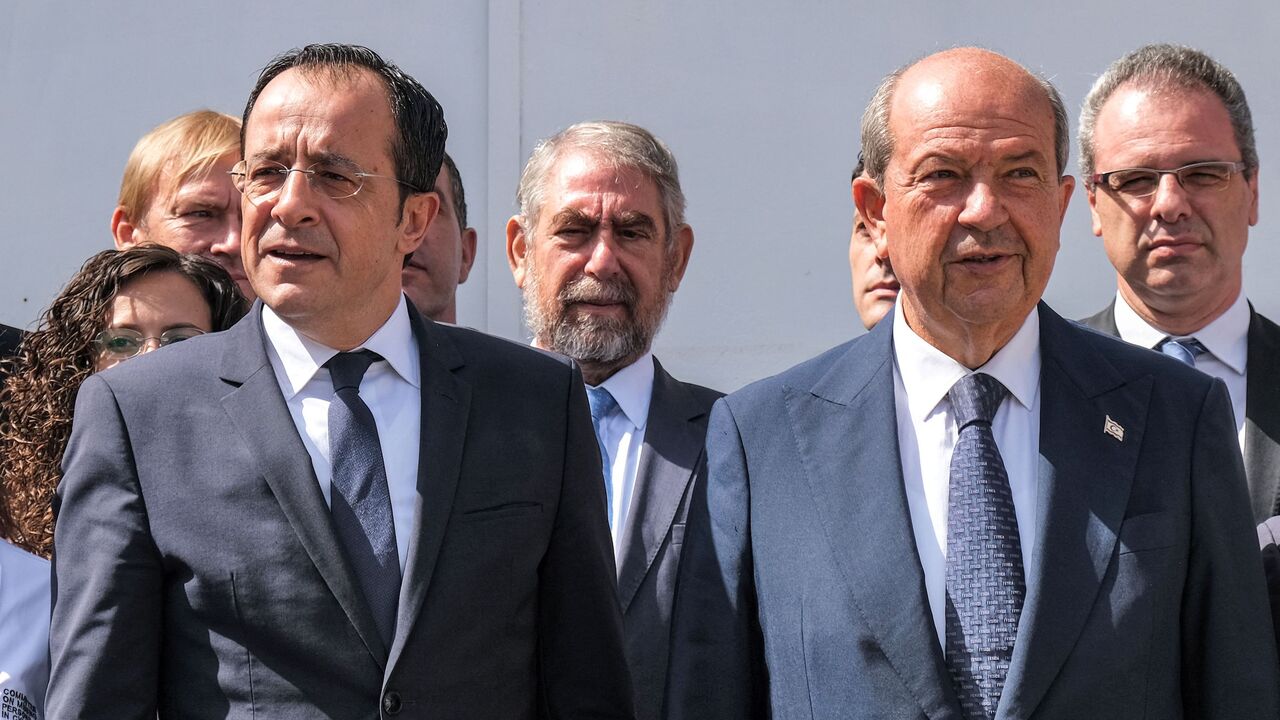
top-left (49, 43), bottom-right (632, 719)
top-left (1079, 44), bottom-right (1280, 526)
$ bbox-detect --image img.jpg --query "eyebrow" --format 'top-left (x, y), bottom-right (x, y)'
top-left (243, 149), bottom-right (360, 170)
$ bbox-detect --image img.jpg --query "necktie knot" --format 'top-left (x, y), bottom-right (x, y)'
top-left (1159, 336), bottom-right (1207, 366)
top-left (587, 385), bottom-right (619, 424)
top-left (327, 350), bottom-right (383, 392)
top-left (948, 372), bottom-right (1008, 429)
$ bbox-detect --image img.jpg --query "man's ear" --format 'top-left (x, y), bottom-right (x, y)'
top-left (506, 216), bottom-right (530, 288)
top-left (852, 177), bottom-right (887, 242)
top-left (458, 227), bottom-right (478, 284)
top-left (664, 224), bottom-right (695, 293)
top-left (397, 191), bottom-right (441, 257)
top-left (111, 206), bottom-right (142, 249)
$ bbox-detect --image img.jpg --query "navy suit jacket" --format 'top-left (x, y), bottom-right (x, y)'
top-left (668, 303), bottom-right (1279, 719)
top-left (1082, 301), bottom-right (1280, 522)
top-left (49, 303), bottom-right (634, 719)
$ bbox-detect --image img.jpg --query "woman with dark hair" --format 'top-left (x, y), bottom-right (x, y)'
top-left (0, 245), bottom-right (247, 716)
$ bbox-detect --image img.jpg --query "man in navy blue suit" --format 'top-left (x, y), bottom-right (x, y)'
top-left (667, 47), bottom-right (1279, 719)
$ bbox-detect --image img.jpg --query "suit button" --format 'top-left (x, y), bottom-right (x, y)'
top-left (382, 691), bottom-right (402, 715)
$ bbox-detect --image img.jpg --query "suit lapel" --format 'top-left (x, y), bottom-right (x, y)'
top-left (786, 313), bottom-right (961, 719)
top-left (616, 359), bottom-right (706, 613)
top-left (998, 305), bottom-right (1148, 719)
top-left (385, 313), bottom-right (470, 671)
top-left (1244, 308), bottom-right (1280, 519)
top-left (217, 305), bottom-right (388, 667)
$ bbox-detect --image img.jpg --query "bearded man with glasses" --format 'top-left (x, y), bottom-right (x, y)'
top-left (1078, 44), bottom-right (1280, 528)
top-left (48, 43), bottom-right (633, 720)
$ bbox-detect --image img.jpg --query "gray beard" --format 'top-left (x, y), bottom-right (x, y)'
top-left (522, 263), bottom-right (672, 366)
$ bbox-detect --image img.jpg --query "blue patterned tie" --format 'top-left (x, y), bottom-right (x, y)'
top-left (944, 372), bottom-right (1024, 720)
top-left (327, 350), bottom-right (401, 648)
top-left (1159, 336), bottom-right (1207, 366)
top-left (586, 385), bottom-right (618, 528)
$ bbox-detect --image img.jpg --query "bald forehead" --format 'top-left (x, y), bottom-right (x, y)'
top-left (897, 49), bottom-right (1049, 115)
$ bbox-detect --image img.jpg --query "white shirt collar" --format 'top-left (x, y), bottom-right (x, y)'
top-left (892, 301), bottom-right (1041, 424)
top-left (261, 295), bottom-right (421, 399)
top-left (1113, 290), bottom-right (1249, 374)
top-left (590, 352), bottom-right (655, 430)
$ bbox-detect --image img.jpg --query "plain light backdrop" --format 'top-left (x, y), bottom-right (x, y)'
top-left (2, 1), bottom-right (1275, 391)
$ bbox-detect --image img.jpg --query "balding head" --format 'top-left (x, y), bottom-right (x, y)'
top-left (861, 48), bottom-right (1070, 186)
top-left (852, 48), bottom-right (1075, 368)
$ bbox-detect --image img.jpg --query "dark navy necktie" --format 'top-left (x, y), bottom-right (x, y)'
top-left (1158, 336), bottom-right (1207, 366)
top-left (944, 372), bottom-right (1025, 720)
top-left (586, 385), bottom-right (618, 528)
top-left (327, 350), bottom-right (401, 648)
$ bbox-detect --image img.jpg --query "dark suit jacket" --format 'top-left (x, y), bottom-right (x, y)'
top-left (616, 358), bottom-right (720, 720)
top-left (668, 303), bottom-right (1279, 719)
top-left (49, 303), bottom-right (634, 720)
top-left (0, 323), bottom-right (20, 360)
top-left (1082, 301), bottom-right (1280, 522)
top-left (1257, 515), bottom-right (1280, 658)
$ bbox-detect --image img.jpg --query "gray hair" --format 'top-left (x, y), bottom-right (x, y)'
top-left (860, 49), bottom-right (1070, 184)
top-left (515, 121), bottom-right (687, 243)
top-left (1078, 43), bottom-right (1256, 185)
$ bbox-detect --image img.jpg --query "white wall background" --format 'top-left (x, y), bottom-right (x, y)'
top-left (2, 1), bottom-right (1277, 392)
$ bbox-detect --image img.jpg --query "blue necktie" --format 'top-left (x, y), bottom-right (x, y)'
top-left (1159, 336), bottom-right (1207, 366)
top-left (327, 350), bottom-right (401, 648)
top-left (944, 372), bottom-right (1024, 720)
top-left (586, 385), bottom-right (618, 528)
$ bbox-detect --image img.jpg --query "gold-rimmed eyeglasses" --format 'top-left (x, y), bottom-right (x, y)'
top-left (229, 160), bottom-right (423, 204)
top-left (1090, 161), bottom-right (1248, 200)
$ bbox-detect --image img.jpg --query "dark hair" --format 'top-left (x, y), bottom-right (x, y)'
top-left (241, 43), bottom-right (448, 210)
top-left (0, 246), bottom-right (248, 557)
top-left (851, 153), bottom-right (865, 184)
top-left (440, 152), bottom-right (468, 230)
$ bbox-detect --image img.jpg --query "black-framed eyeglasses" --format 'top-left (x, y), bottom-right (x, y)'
top-left (94, 327), bottom-right (205, 359)
top-left (1090, 161), bottom-right (1248, 199)
top-left (229, 160), bottom-right (423, 204)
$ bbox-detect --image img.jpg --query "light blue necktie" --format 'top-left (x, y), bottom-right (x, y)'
top-left (586, 385), bottom-right (618, 528)
top-left (944, 372), bottom-right (1024, 720)
top-left (1159, 336), bottom-right (1208, 366)
top-left (327, 350), bottom-right (401, 648)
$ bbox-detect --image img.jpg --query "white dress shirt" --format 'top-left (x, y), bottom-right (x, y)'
top-left (262, 296), bottom-right (422, 573)
top-left (892, 305), bottom-right (1042, 651)
top-left (590, 352), bottom-right (655, 553)
top-left (0, 540), bottom-right (49, 719)
top-left (1113, 290), bottom-right (1249, 445)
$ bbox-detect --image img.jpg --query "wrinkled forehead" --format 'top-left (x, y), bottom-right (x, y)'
top-left (243, 67), bottom-right (394, 160)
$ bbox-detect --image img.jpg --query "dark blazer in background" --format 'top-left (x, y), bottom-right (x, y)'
top-left (616, 358), bottom-right (720, 720)
top-left (1082, 301), bottom-right (1280, 522)
top-left (48, 304), bottom-right (634, 720)
top-left (667, 303), bottom-right (1279, 719)
top-left (1258, 515), bottom-right (1280, 658)
top-left (0, 323), bottom-right (21, 360)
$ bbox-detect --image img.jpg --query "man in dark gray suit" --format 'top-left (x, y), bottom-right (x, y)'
top-left (668, 47), bottom-right (1278, 719)
top-left (48, 44), bottom-right (633, 719)
top-left (1078, 44), bottom-right (1280, 523)
top-left (506, 120), bottom-right (721, 720)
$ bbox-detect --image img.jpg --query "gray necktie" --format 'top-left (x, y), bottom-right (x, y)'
top-left (944, 372), bottom-right (1024, 720)
top-left (586, 385), bottom-right (618, 528)
top-left (1159, 336), bottom-right (1207, 366)
top-left (327, 350), bottom-right (401, 648)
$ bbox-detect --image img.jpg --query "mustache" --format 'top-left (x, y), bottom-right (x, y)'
top-left (558, 275), bottom-right (637, 307)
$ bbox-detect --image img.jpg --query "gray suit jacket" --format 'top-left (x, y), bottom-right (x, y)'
top-left (1082, 301), bottom-right (1280, 521)
top-left (668, 303), bottom-right (1279, 719)
top-left (48, 303), bottom-right (634, 719)
top-left (616, 358), bottom-right (720, 720)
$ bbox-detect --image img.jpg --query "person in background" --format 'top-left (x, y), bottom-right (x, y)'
top-left (111, 110), bottom-right (252, 299)
top-left (0, 245), bottom-right (246, 719)
top-left (848, 155), bottom-right (899, 329)
top-left (1077, 44), bottom-right (1280, 523)
top-left (401, 152), bottom-right (476, 323)
top-left (506, 120), bottom-right (720, 720)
